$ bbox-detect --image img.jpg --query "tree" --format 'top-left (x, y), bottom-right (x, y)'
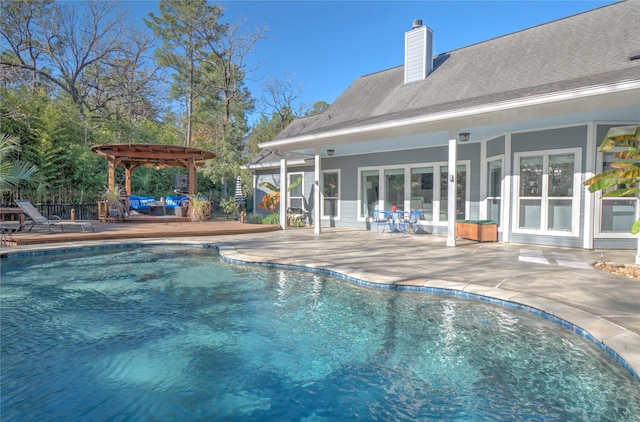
top-left (583, 125), bottom-right (640, 233)
top-left (306, 100), bottom-right (330, 116)
top-left (146, 0), bottom-right (215, 147)
top-left (1, 1), bottom-right (151, 118)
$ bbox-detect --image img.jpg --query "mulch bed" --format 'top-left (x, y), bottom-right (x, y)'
top-left (594, 262), bottom-right (640, 280)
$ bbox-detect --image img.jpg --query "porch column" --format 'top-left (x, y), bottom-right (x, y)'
top-left (252, 172), bottom-right (257, 215)
top-left (502, 133), bottom-right (512, 243)
top-left (583, 122), bottom-right (596, 250)
top-left (279, 157), bottom-right (287, 229)
top-left (314, 151), bottom-right (321, 234)
top-left (447, 136), bottom-right (458, 247)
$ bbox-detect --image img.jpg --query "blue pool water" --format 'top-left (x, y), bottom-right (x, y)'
top-left (1, 245), bottom-right (639, 421)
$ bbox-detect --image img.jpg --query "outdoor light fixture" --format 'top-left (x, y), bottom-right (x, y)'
top-left (327, 149), bottom-right (335, 156)
top-left (459, 132), bottom-right (471, 142)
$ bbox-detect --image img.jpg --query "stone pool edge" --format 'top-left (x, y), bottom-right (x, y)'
top-left (2, 239), bottom-right (638, 382)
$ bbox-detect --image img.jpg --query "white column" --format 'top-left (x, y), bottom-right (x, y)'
top-left (447, 136), bottom-right (458, 247)
top-left (314, 152), bottom-right (322, 234)
top-left (280, 158), bottom-right (287, 229)
top-left (479, 140), bottom-right (487, 220)
top-left (252, 172), bottom-right (257, 214)
top-left (502, 133), bottom-right (512, 243)
top-left (583, 122), bottom-right (596, 249)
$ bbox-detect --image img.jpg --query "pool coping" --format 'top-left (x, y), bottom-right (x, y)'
top-left (2, 239), bottom-right (639, 382)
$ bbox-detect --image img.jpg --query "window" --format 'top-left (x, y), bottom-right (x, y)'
top-left (410, 167), bottom-right (433, 220)
top-left (288, 173), bottom-right (304, 213)
top-left (487, 159), bottom-right (502, 224)
top-left (598, 152), bottom-right (638, 234)
top-left (359, 162), bottom-right (468, 223)
top-left (360, 170), bottom-right (379, 218)
top-left (385, 168), bottom-right (404, 211)
top-left (322, 170), bottom-right (340, 218)
top-left (515, 150), bottom-right (580, 234)
top-left (440, 164), bottom-right (467, 221)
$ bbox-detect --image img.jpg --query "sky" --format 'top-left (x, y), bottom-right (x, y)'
top-left (126, 0), bottom-right (616, 118)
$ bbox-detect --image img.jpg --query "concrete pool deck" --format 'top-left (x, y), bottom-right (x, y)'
top-left (2, 224), bottom-right (639, 380)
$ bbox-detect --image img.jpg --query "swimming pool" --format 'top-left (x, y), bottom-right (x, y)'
top-left (2, 245), bottom-right (639, 421)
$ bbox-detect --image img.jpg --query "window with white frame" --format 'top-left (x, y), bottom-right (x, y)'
top-left (598, 151), bottom-right (638, 234)
top-left (288, 172), bottom-right (304, 212)
top-left (385, 168), bottom-right (405, 211)
top-left (322, 170), bottom-right (340, 218)
top-left (515, 149), bottom-right (580, 234)
top-left (410, 166), bottom-right (433, 220)
top-left (358, 162), bottom-right (468, 223)
top-left (440, 164), bottom-right (467, 221)
top-left (487, 158), bottom-right (502, 225)
top-left (360, 170), bottom-right (380, 218)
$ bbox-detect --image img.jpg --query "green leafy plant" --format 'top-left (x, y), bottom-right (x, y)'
top-left (0, 133), bottom-right (43, 195)
top-left (257, 176), bottom-right (302, 212)
top-left (584, 125), bottom-right (640, 233)
top-left (245, 213), bottom-right (263, 224)
top-left (220, 196), bottom-right (240, 218)
top-left (262, 213), bottom-right (280, 225)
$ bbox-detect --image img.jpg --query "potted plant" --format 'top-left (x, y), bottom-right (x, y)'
top-left (187, 194), bottom-right (210, 222)
top-left (100, 185), bottom-right (125, 221)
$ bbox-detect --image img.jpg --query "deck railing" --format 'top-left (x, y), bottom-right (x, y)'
top-left (35, 203), bottom-right (99, 221)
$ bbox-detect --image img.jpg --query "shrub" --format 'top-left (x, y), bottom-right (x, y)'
top-left (245, 213), bottom-right (263, 224)
top-left (262, 213), bottom-right (280, 225)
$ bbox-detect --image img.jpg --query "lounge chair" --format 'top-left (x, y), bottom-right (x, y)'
top-left (15, 199), bottom-right (94, 233)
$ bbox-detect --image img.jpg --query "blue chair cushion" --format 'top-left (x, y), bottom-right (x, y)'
top-left (129, 195), bottom-right (155, 210)
top-left (164, 195), bottom-right (189, 209)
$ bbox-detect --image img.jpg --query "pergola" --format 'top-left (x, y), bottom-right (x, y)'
top-left (91, 144), bottom-right (216, 196)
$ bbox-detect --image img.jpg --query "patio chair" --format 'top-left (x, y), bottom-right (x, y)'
top-left (371, 209), bottom-right (392, 234)
top-left (15, 199), bottom-right (94, 233)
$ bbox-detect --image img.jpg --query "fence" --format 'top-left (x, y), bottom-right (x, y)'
top-left (35, 203), bottom-right (99, 221)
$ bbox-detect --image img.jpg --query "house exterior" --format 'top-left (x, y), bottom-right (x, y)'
top-left (247, 0), bottom-right (640, 252)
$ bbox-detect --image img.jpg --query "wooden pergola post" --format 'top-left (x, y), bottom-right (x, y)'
top-left (188, 159), bottom-right (197, 195)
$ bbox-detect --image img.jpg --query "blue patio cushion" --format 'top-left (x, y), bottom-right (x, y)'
top-left (164, 195), bottom-right (189, 209)
top-left (129, 195), bottom-right (155, 210)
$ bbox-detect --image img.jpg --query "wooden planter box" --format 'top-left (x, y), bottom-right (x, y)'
top-left (456, 220), bottom-right (498, 242)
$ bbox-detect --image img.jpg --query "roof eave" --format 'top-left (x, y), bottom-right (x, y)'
top-left (259, 80), bottom-right (640, 150)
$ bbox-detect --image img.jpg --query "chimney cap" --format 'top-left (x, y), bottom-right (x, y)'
top-left (412, 19), bottom-right (422, 29)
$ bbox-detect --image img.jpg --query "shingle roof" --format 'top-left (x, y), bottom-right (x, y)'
top-left (274, 0), bottom-right (640, 141)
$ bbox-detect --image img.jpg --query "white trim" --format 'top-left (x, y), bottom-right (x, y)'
top-left (260, 81), bottom-right (640, 149)
top-left (321, 168), bottom-right (341, 221)
top-left (512, 147), bottom-right (582, 237)
top-left (279, 158), bottom-right (287, 229)
top-left (485, 154), bottom-right (505, 226)
top-left (502, 133), bottom-right (512, 243)
top-left (583, 122), bottom-right (596, 249)
top-left (447, 138), bottom-right (458, 247)
top-left (593, 146), bottom-right (639, 239)
top-left (479, 141), bottom-right (488, 220)
top-left (314, 153), bottom-right (321, 234)
top-left (287, 171), bottom-right (305, 212)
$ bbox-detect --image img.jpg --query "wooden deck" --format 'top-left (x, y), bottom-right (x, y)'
top-left (1, 217), bottom-right (281, 246)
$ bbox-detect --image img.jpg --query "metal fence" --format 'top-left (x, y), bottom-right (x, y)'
top-left (35, 203), bottom-right (99, 221)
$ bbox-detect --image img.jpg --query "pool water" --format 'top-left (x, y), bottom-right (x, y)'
top-left (1, 246), bottom-right (639, 421)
